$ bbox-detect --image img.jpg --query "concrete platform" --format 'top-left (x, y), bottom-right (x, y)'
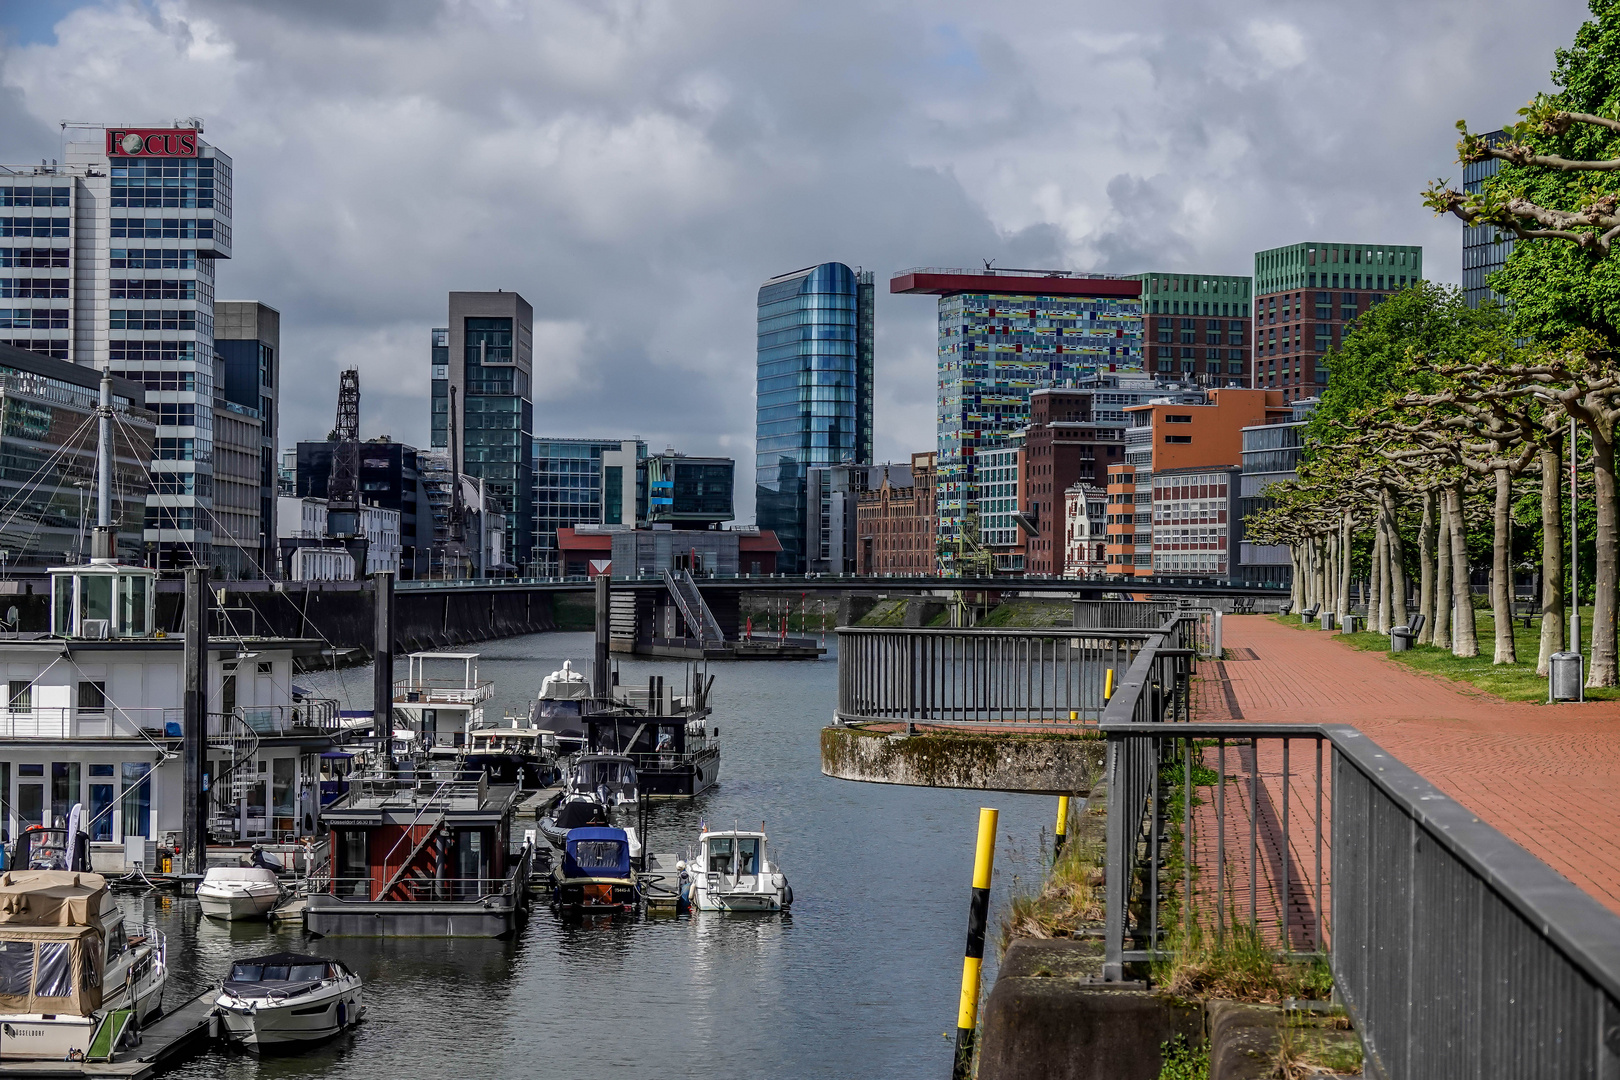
top-left (820, 723), bottom-right (1104, 794)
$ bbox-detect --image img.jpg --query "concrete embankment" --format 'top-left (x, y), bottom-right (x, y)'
top-left (820, 723), bottom-right (1104, 794)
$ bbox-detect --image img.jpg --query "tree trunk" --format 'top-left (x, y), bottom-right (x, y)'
top-left (1490, 467), bottom-right (1517, 664)
top-left (1434, 498), bottom-right (1452, 650)
top-left (1384, 488), bottom-right (1409, 630)
top-left (1539, 441), bottom-right (1566, 676)
top-left (1590, 431), bottom-right (1617, 687)
top-left (1417, 489), bottom-right (1436, 645)
top-left (1447, 484), bottom-right (1478, 657)
top-left (1290, 545), bottom-right (1304, 612)
top-left (1337, 513), bottom-right (1352, 619)
top-left (1371, 521), bottom-right (1387, 633)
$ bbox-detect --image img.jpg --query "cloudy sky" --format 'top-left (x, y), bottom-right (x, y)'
top-left (0, 0), bottom-right (1593, 521)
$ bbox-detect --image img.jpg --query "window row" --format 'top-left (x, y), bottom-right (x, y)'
top-left (110, 249), bottom-right (197, 269)
top-left (0, 248), bottom-right (67, 269)
top-left (0, 279), bottom-right (67, 299)
top-left (0, 309), bottom-right (67, 329)
top-left (110, 217), bottom-right (223, 240)
top-left (0, 187), bottom-right (69, 208)
top-left (0, 218), bottom-right (68, 238)
top-left (110, 279), bottom-right (196, 300)
top-left (110, 310), bottom-right (197, 331)
top-left (111, 368), bottom-right (195, 392)
top-left (110, 341), bottom-right (197, 364)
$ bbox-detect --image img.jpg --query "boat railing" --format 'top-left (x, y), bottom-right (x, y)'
top-left (321, 876), bottom-right (521, 902)
top-left (0, 702), bottom-right (326, 740)
top-left (344, 772), bottom-right (490, 809)
top-left (616, 747), bottom-right (712, 773)
top-left (393, 678), bottom-right (495, 706)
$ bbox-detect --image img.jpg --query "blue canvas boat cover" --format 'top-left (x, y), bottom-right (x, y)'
top-left (563, 827), bottom-right (630, 879)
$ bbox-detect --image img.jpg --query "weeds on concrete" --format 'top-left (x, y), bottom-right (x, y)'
top-left (997, 798), bottom-right (1107, 956)
top-left (1272, 1012), bottom-right (1364, 1078)
top-left (1156, 1034), bottom-right (1209, 1080)
top-left (1151, 920), bottom-right (1333, 1005)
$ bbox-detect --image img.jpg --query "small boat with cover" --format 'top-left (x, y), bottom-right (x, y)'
top-left (216, 952), bottom-right (363, 1049)
top-left (552, 826), bottom-right (638, 913)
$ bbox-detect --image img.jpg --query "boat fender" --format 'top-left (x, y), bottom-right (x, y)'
top-left (782, 883), bottom-right (793, 908)
top-left (771, 872), bottom-right (785, 891)
top-left (338, 1001), bottom-right (346, 1028)
top-left (208, 1011), bottom-right (220, 1041)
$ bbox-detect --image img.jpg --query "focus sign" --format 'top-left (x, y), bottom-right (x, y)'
top-left (106, 129), bottom-right (199, 157)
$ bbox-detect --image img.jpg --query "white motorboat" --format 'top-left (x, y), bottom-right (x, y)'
top-left (0, 868), bottom-right (167, 1061)
top-left (196, 865), bottom-right (285, 921)
top-left (685, 828), bottom-right (793, 913)
top-left (216, 952), bottom-right (364, 1049)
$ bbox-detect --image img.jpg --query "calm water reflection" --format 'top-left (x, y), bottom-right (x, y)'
top-left (144, 632), bottom-right (1057, 1078)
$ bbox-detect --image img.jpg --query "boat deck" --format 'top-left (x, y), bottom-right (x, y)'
top-left (0, 991), bottom-right (216, 1078)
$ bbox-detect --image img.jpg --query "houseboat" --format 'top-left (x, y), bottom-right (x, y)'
top-left (306, 770), bottom-right (533, 937)
top-left (0, 559), bottom-right (346, 872)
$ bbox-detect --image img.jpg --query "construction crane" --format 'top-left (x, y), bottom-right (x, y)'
top-left (324, 368), bottom-right (369, 577)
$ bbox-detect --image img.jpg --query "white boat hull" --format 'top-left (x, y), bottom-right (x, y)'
top-left (218, 982), bottom-right (363, 1049)
top-left (693, 892), bottom-right (783, 912)
top-left (197, 885), bottom-right (282, 921)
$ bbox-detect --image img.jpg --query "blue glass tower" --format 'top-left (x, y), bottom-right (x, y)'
top-left (756, 262), bottom-right (874, 573)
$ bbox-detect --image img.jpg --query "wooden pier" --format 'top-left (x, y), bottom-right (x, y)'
top-left (0, 992), bottom-right (216, 1079)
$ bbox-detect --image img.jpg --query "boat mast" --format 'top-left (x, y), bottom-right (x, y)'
top-left (92, 367), bottom-right (114, 561)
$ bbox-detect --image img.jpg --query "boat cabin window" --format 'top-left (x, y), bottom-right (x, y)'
top-left (572, 840), bottom-right (625, 871)
top-left (0, 941), bottom-right (31, 995)
top-left (290, 963), bottom-right (328, 982)
top-left (707, 836), bottom-right (733, 874)
top-left (0, 940), bottom-right (73, 998)
top-left (580, 760), bottom-right (634, 787)
top-left (231, 961), bottom-right (325, 983)
top-left (105, 921), bottom-right (125, 962)
top-left (736, 837), bottom-right (760, 875)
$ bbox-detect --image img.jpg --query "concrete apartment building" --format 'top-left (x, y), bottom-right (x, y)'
top-left (1128, 272), bottom-right (1253, 387)
top-left (978, 442), bottom-right (1027, 572)
top-left (1252, 242), bottom-right (1423, 401)
top-left (1107, 388), bottom-right (1291, 577)
top-left (856, 453), bottom-right (938, 575)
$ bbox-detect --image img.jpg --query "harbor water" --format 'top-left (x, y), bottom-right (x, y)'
top-left (145, 631), bottom-right (1061, 1078)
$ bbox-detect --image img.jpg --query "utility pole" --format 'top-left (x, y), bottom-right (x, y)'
top-left (593, 573), bottom-right (611, 698)
top-left (182, 567), bottom-right (208, 875)
top-left (373, 570), bottom-right (395, 770)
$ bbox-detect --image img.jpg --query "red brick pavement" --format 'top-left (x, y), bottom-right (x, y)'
top-left (1196, 615), bottom-right (1620, 916)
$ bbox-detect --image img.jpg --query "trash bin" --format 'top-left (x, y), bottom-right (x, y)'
top-left (1390, 625), bottom-right (1411, 652)
top-left (1319, 611), bottom-right (1335, 632)
top-left (1550, 651), bottom-right (1584, 702)
top-left (1341, 615), bottom-right (1358, 635)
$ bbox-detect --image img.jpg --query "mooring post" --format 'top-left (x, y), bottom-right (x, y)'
top-left (181, 567), bottom-right (208, 876)
top-left (1053, 795), bottom-right (1070, 858)
top-left (954, 806), bottom-right (998, 1079)
top-left (594, 573), bottom-right (610, 698)
top-left (373, 571), bottom-right (394, 769)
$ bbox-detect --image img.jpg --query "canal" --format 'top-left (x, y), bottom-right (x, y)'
top-left (146, 631), bottom-right (1058, 1078)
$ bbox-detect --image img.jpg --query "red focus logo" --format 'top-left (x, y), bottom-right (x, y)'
top-left (105, 129), bottom-right (199, 157)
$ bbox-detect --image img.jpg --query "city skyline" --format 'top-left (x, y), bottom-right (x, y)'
top-left (0, 0), bottom-right (1587, 523)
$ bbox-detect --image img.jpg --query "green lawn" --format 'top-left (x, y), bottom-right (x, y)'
top-left (1269, 608), bottom-right (1620, 703)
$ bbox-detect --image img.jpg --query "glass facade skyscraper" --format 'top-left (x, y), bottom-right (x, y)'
top-left (532, 436), bottom-right (645, 576)
top-left (433, 292), bottom-right (534, 574)
top-left (1463, 131), bottom-right (1512, 311)
top-left (755, 262), bottom-right (873, 573)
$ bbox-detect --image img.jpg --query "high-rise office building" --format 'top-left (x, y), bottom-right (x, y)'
top-left (756, 262), bottom-right (874, 574)
top-left (890, 267), bottom-right (1143, 555)
top-left (532, 437), bottom-right (645, 575)
top-left (1128, 273), bottom-right (1252, 386)
top-left (214, 300), bottom-right (278, 574)
top-left (297, 439), bottom-right (429, 579)
top-left (1252, 242), bottom-right (1423, 401)
top-left (1463, 131), bottom-right (1512, 311)
top-left (2, 121), bottom-right (233, 568)
top-left (430, 292), bottom-right (533, 574)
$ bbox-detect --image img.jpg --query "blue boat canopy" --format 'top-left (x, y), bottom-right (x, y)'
top-left (563, 826), bottom-right (631, 879)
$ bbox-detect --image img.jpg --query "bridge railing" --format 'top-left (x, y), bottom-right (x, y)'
top-left (835, 625), bottom-right (1177, 729)
top-left (1098, 628), bottom-right (1620, 1079)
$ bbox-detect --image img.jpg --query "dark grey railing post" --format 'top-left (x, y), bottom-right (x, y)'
top-left (1102, 734), bottom-right (1126, 980)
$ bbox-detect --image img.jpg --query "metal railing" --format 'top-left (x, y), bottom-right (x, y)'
top-left (321, 875), bottom-right (521, 902)
top-left (393, 678), bottom-right (494, 705)
top-left (342, 773), bottom-right (489, 810)
top-left (1098, 619), bottom-right (1620, 1079)
top-left (0, 700), bottom-right (337, 739)
top-left (836, 626), bottom-right (1159, 728)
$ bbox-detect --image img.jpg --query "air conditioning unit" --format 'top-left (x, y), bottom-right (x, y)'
top-left (82, 619), bottom-right (110, 640)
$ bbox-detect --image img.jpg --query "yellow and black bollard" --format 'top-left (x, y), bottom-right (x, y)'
top-left (1053, 795), bottom-right (1070, 858)
top-left (954, 807), bottom-right (999, 1079)
top-left (1104, 667), bottom-right (1115, 702)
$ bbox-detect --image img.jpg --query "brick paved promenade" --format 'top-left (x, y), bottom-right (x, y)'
top-left (1194, 615), bottom-right (1620, 917)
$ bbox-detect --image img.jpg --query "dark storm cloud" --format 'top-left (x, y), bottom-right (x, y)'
top-left (0, 0), bottom-right (1595, 520)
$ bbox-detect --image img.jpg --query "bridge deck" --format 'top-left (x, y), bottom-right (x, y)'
top-left (1194, 615), bottom-right (1620, 918)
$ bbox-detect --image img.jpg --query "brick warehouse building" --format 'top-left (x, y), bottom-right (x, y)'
top-left (856, 453), bottom-right (938, 574)
top-left (1251, 242), bottom-right (1423, 400)
top-left (1128, 272), bottom-right (1253, 387)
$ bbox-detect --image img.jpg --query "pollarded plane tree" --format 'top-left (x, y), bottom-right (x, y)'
top-left (1425, 63), bottom-right (1620, 683)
